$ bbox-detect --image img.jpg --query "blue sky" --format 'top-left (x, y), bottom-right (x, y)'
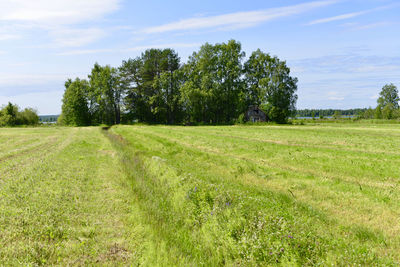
top-left (0, 0), bottom-right (399, 114)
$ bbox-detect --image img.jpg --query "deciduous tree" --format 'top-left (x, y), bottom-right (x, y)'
top-left (245, 49), bottom-right (298, 123)
top-left (181, 40), bottom-right (245, 124)
top-left (88, 64), bottom-right (122, 125)
top-left (61, 78), bottom-right (90, 126)
top-left (378, 84), bottom-right (399, 109)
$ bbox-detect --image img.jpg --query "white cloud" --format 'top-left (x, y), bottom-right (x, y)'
top-left (124, 42), bottom-right (201, 52)
top-left (307, 4), bottom-right (397, 25)
top-left (0, 34), bottom-right (21, 41)
top-left (292, 54), bottom-right (400, 75)
top-left (56, 43), bottom-right (201, 56)
top-left (0, 0), bottom-right (121, 48)
top-left (56, 48), bottom-right (114, 56)
top-left (307, 10), bottom-right (368, 25)
top-left (328, 96), bottom-right (345, 101)
top-left (327, 91), bottom-right (345, 101)
top-left (351, 65), bottom-right (400, 73)
top-left (0, 73), bottom-right (67, 87)
top-left (141, 0), bottom-right (337, 34)
top-left (343, 21), bottom-right (393, 31)
top-left (370, 94), bottom-right (379, 100)
top-left (0, 0), bottom-right (120, 25)
top-left (50, 28), bottom-right (106, 47)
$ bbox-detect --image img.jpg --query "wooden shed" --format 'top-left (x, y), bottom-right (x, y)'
top-left (245, 105), bottom-right (267, 122)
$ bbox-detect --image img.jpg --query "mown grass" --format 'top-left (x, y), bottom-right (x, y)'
top-left (106, 123), bottom-right (400, 265)
top-left (1, 123), bottom-right (399, 265)
top-left (0, 127), bottom-right (148, 265)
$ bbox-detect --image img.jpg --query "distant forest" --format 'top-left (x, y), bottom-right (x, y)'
top-left (296, 109), bottom-right (367, 118)
top-left (39, 115), bottom-right (59, 123)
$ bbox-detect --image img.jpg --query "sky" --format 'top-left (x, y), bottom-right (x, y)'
top-left (0, 0), bottom-right (399, 114)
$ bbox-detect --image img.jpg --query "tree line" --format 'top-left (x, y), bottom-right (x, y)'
top-left (59, 40), bottom-right (298, 126)
top-left (0, 102), bottom-right (39, 127)
top-left (39, 115), bottom-right (59, 123)
top-left (296, 108), bottom-right (367, 118)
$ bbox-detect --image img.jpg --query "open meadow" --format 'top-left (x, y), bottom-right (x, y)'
top-left (1, 123), bottom-right (400, 265)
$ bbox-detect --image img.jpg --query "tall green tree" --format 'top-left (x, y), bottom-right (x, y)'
top-left (4, 102), bottom-right (17, 126)
top-left (153, 69), bottom-right (184, 124)
top-left (180, 43), bottom-right (215, 123)
top-left (377, 83), bottom-right (399, 109)
top-left (214, 40), bottom-right (245, 123)
top-left (375, 84), bottom-right (399, 119)
top-left (181, 40), bottom-right (245, 124)
top-left (142, 48), bottom-right (180, 123)
top-left (0, 102), bottom-right (17, 126)
top-left (88, 63), bottom-right (122, 125)
top-left (119, 57), bottom-right (145, 122)
top-left (245, 49), bottom-right (298, 123)
top-left (121, 49), bottom-right (180, 123)
top-left (61, 78), bottom-right (90, 126)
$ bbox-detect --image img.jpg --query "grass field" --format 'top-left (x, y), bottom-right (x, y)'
top-left (1, 123), bottom-right (399, 265)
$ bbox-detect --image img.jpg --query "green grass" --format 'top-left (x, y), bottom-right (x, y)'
top-left (1, 123), bottom-right (400, 265)
top-left (0, 127), bottom-right (148, 265)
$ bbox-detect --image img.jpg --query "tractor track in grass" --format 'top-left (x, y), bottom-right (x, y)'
top-left (0, 129), bottom-right (76, 179)
top-left (0, 137), bottom-right (58, 163)
top-left (0, 136), bottom-right (45, 155)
